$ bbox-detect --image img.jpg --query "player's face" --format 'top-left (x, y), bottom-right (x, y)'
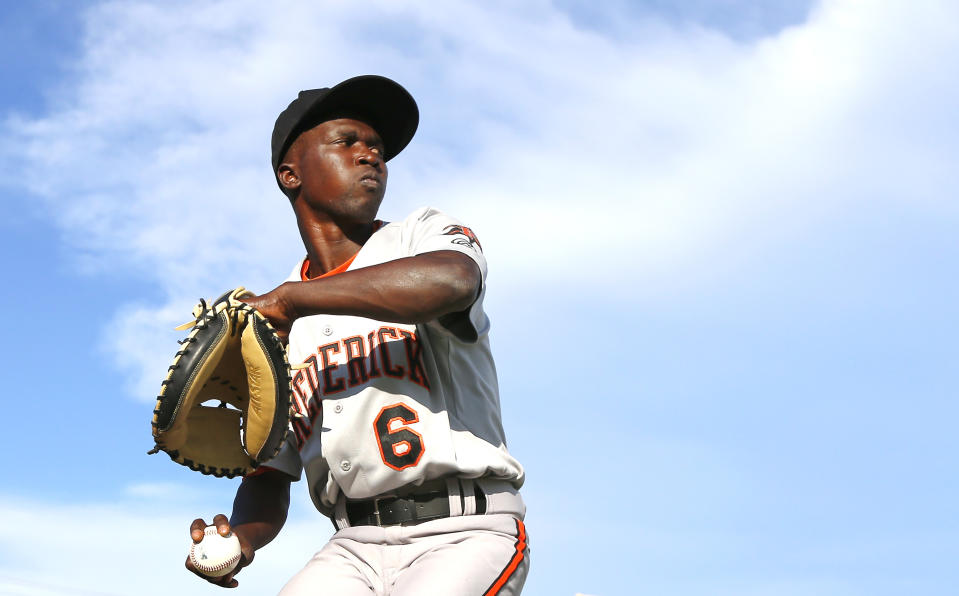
top-left (288, 117), bottom-right (388, 224)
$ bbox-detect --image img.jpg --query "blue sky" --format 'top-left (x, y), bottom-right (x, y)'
top-left (1, 1), bottom-right (957, 595)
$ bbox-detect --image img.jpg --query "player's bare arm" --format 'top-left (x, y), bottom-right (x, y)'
top-left (242, 250), bottom-right (481, 339)
top-left (186, 469), bottom-right (293, 588)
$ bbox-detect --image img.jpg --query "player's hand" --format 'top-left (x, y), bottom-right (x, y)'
top-left (185, 514), bottom-right (255, 588)
top-left (238, 284), bottom-right (297, 341)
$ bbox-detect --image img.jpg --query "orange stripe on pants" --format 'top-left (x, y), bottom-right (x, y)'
top-left (484, 519), bottom-right (528, 596)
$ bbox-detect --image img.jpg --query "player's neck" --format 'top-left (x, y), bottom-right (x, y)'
top-left (297, 216), bottom-right (373, 278)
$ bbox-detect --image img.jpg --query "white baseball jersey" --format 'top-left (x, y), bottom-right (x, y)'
top-left (261, 207), bottom-right (524, 517)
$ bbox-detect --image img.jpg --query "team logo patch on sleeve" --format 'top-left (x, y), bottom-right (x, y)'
top-left (442, 225), bottom-right (483, 252)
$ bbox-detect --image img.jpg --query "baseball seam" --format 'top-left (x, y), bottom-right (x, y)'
top-left (191, 528), bottom-right (241, 575)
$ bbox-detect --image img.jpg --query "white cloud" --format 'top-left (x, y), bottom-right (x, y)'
top-left (3, 0), bottom-right (958, 400)
top-left (0, 491), bottom-right (326, 596)
top-left (105, 300), bottom-right (192, 400)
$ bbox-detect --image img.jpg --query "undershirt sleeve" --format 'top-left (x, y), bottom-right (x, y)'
top-left (252, 433), bottom-right (303, 481)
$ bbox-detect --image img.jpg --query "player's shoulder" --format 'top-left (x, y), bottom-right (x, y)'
top-left (372, 207), bottom-right (486, 260)
top-left (375, 206), bottom-right (469, 236)
top-left (412, 205), bottom-right (458, 220)
top-left (396, 206), bottom-right (462, 226)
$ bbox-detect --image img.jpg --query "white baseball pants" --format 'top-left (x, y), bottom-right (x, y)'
top-left (277, 513), bottom-right (529, 595)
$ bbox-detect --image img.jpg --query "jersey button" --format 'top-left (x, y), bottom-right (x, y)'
top-left (322, 325), bottom-right (334, 336)
top-left (340, 460), bottom-right (351, 471)
top-left (334, 403), bottom-right (343, 413)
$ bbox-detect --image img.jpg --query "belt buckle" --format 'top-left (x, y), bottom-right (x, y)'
top-left (371, 493), bottom-right (396, 526)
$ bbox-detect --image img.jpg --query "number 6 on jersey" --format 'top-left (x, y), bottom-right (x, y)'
top-left (374, 403), bottom-right (425, 470)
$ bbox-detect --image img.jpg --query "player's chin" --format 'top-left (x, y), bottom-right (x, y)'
top-left (339, 192), bottom-right (384, 224)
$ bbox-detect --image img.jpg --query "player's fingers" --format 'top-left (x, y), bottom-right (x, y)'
top-left (190, 518), bottom-right (208, 543)
top-left (235, 293), bottom-right (261, 310)
top-left (212, 513), bottom-right (231, 536)
top-left (184, 556), bottom-right (208, 579)
top-left (184, 556), bottom-right (207, 578)
top-left (230, 529), bottom-right (254, 572)
top-left (186, 556), bottom-right (237, 587)
top-left (212, 574), bottom-right (238, 588)
top-left (215, 568), bottom-right (240, 588)
top-left (238, 546), bottom-right (255, 570)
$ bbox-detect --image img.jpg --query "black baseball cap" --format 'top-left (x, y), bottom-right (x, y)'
top-left (271, 75), bottom-right (419, 187)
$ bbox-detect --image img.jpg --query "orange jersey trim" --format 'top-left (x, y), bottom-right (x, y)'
top-left (301, 253), bottom-right (357, 281)
top-left (484, 519), bottom-right (528, 596)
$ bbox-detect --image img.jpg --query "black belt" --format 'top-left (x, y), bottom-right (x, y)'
top-left (345, 483), bottom-right (486, 527)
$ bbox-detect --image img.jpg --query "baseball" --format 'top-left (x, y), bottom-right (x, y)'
top-left (189, 526), bottom-right (242, 577)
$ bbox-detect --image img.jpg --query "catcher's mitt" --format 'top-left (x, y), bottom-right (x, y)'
top-left (149, 287), bottom-right (293, 478)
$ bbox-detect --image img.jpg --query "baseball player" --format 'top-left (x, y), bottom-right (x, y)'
top-left (186, 75), bottom-right (528, 595)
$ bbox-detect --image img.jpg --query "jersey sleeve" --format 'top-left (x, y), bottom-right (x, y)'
top-left (252, 433), bottom-right (303, 480)
top-left (405, 207), bottom-right (490, 342)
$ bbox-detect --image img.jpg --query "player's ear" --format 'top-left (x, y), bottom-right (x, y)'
top-left (277, 163), bottom-right (301, 192)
